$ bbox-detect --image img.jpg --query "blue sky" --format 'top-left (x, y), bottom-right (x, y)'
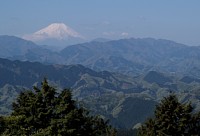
top-left (0, 0), bottom-right (200, 45)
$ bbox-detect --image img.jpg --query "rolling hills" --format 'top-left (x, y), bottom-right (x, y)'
top-left (1, 35), bottom-right (200, 128)
top-left (0, 35), bottom-right (63, 63)
top-left (60, 38), bottom-right (200, 76)
top-left (1, 58), bottom-right (200, 128)
top-left (0, 58), bottom-right (157, 128)
top-left (1, 35), bottom-right (200, 77)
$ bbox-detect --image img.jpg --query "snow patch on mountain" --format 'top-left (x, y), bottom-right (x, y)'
top-left (23, 23), bottom-right (84, 41)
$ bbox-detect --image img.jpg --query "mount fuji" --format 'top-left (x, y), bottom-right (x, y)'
top-left (23, 23), bottom-right (85, 50)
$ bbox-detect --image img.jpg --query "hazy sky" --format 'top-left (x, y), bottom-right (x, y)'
top-left (0, 0), bottom-right (200, 45)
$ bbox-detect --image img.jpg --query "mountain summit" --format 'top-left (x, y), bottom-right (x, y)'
top-left (23, 23), bottom-right (83, 42)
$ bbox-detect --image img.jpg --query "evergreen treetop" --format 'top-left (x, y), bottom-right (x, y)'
top-left (138, 94), bottom-right (200, 136)
top-left (0, 79), bottom-right (115, 136)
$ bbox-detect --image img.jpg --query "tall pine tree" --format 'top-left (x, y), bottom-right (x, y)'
top-left (0, 79), bottom-right (115, 136)
top-left (138, 94), bottom-right (200, 136)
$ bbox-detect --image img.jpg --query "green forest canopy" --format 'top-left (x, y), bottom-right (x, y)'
top-left (138, 94), bottom-right (200, 136)
top-left (0, 79), bottom-right (115, 136)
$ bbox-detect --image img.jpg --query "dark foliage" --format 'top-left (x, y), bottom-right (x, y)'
top-left (0, 79), bottom-right (114, 135)
top-left (138, 94), bottom-right (200, 136)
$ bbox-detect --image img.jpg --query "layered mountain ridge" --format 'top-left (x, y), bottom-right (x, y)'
top-left (0, 58), bottom-right (158, 128)
top-left (1, 35), bottom-right (200, 77)
top-left (1, 57), bottom-right (200, 128)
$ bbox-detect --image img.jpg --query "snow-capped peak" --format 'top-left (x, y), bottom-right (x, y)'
top-left (23, 23), bottom-right (83, 41)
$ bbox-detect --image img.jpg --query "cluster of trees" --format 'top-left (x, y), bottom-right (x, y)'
top-left (0, 79), bottom-right (115, 135)
top-left (138, 94), bottom-right (200, 136)
top-left (1, 78), bottom-right (200, 136)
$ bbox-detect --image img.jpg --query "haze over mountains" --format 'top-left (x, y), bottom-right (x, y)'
top-left (0, 35), bottom-right (63, 63)
top-left (1, 34), bottom-right (200, 129)
top-left (60, 38), bottom-right (200, 76)
top-left (1, 35), bottom-right (200, 77)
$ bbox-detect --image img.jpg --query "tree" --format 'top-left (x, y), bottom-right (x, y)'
top-left (138, 94), bottom-right (200, 136)
top-left (0, 79), bottom-right (115, 136)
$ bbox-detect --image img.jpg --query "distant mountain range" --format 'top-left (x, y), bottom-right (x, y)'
top-left (0, 58), bottom-right (156, 128)
top-left (2, 35), bottom-right (200, 129)
top-left (0, 35), bottom-right (63, 63)
top-left (1, 57), bottom-right (200, 128)
top-left (60, 38), bottom-right (200, 77)
top-left (1, 35), bottom-right (200, 77)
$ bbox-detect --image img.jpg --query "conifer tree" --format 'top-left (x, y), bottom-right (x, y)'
top-left (138, 94), bottom-right (200, 136)
top-left (0, 79), bottom-right (115, 136)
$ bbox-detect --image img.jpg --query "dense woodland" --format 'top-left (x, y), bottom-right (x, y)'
top-left (0, 79), bottom-right (115, 135)
top-left (0, 79), bottom-right (200, 135)
top-left (138, 95), bottom-right (200, 136)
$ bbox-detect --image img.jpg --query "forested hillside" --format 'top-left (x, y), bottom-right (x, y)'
top-left (1, 58), bottom-right (200, 129)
